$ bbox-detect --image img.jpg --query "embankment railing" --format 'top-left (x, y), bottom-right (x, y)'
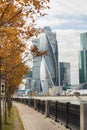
top-left (12, 97), bottom-right (82, 130)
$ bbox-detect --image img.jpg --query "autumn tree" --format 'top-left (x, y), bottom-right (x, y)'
top-left (6, 55), bottom-right (29, 117)
top-left (0, 0), bottom-right (50, 88)
top-left (0, 37), bottom-right (30, 121)
top-left (0, 0), bottom-right (50, 39)
top-left (0, 0), bottom-right (50, 66)
top-left (0, 0), bottom-right (50, 128)
top-left (0, 0), bottom-right (50, 78)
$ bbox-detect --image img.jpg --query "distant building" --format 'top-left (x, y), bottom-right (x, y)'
top-left (79, 50), bottom-right (87, 83)
top-left (25, 70), bottom-right (33, 90)
top-left (32, 38), bottom-right (42, 92)
top-left (80, 32), bottom-right (87, 50)
top-left (40, 26), bottom-right (59, 94)
top-left (25, 26), bottom-right (59, 95)
top-left (79, 32), bottom-right (87, 83)
top-left (59, 62), bottom-right (71, 87)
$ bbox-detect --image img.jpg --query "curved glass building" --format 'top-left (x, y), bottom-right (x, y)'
top-left (40, 26), bottom-right (59, 94)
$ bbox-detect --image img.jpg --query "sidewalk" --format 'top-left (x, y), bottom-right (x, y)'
top-left (13, 102), bottom-right (70, 130)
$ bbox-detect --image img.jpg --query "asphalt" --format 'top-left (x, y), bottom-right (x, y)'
top-left (13, 102), bottom-right (70, 130)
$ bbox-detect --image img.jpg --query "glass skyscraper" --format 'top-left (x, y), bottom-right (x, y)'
top-left (25, 26), bottom-right (59, 95)
top-left (32, 38), bottom-right (42, 92)
top-left (25, 38), bottom-right (42, 93)
top-left (59, 62), bottom-right (71, 87)
top-left (80, 32), bottom-right (87, 49)
top-left (79, 32), bottom-right (87, 83)
top-left (40, 26), bottom-right (59, 94)
top-left (25, 70), bottom-right (33, 90)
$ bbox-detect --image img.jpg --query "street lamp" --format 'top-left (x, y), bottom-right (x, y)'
top-left (1, 79), bottom-right (5, 95)
top-left (0, 57), bottom-right (2, 130)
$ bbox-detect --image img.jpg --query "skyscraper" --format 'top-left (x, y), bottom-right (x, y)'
top-left (59, 62), bottom-right (71, 87)
top-left (32, 38), bottom-right (42, 92)
top-left (40, 26), bottom-right (59, 94)
top-left (25, 70), bottom-right (33, 90)
top-left (25, 26), bottom-right (59, 95)
top-left (25, 38), bottom-right (42, 94)
top-left (80, 32), bottom-right (87, 50)
top-left (79, 32), bottom-right (87, 83)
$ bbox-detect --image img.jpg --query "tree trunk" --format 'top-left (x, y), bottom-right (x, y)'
top-left (7, 98), bottom-right (12, 117)
top-left (4, 95), bottom-right (7, 124)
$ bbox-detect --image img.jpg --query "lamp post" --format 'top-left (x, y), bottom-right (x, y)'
top-left (1, 78), bottom-right (5, 123)
top-left (0, 57), bottom-right (2, 130)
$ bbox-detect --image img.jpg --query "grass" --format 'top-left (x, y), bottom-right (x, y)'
top-left (2, 106), bottom-right (24, 130)
top-left (2, 106), bottom-right (15, 130)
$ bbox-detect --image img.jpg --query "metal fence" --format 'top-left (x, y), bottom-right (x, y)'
top-left (13, 98), bottom-right (80, 130)
top-left (36, 99), bottom-right (46, 114)
top-left (68, 104), bottom-right (80, 129)
top-left (48, 101), bottom-right (80, 130)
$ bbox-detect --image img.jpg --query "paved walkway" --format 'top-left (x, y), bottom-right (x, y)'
top-left (13, 102), bottom-right (70, 130)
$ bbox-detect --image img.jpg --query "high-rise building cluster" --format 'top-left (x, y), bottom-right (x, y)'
top-left (25, 26), bottom-right (71, 95)
top-left (24, 29), bottom-right (87, 96)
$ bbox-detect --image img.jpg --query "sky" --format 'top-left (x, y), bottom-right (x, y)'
top-left (35, 0), bottom-right (87, 85)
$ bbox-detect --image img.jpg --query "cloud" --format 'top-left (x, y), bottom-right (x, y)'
top-left (54, 29), bottom-right (86, 84)
top-left (50, 0), bottom-right (87, 16)
top-left (35, 0), bottom-right (87, 84)
top-left (36, 0), bottom-right (87, 30)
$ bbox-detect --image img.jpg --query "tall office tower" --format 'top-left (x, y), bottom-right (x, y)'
top-left (59, 62), bottom-right (71, 87)
top-left (40, 26), bottom-right (59, 94)
top-left (79, 32), bottom-right (87, 83)
top-left (80, 32), bottom-right (87, 50)
top-left (25, 70), bottom-right (33, 90)
top-left (32, 38), bottom-right (42, 92)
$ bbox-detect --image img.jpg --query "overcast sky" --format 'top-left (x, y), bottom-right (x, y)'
top-left (35, 0), bottom-right (87, 84)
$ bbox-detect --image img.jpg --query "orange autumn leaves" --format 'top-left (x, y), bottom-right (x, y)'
top-left (0, 0), bottom-right (50, 39)
top-left (0, 0), bottom-right (50, 94)
top-left (0, 40), bottom-right (29, 93)
top-left (30, 44), bottom-right (48, 57)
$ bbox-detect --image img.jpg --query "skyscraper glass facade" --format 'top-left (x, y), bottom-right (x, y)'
top-left (25, 70), bottom-right (33, 90)
top-left (59, 62), bottom-right (71, 86)
top-left (79, 32), bottom-right (87, 83)
top-left (80, 32), bottom-right (87, 49)
top-left (79, 50), bottom-right (87, 83)
top-left (25, 26), bottom-right (59, 95)
top-left (40, 26), bottom-right (59, 94)
top-left (25, 38), bottom-right (42, 93)
top-left (32, 38), bottom-right (41, 92)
